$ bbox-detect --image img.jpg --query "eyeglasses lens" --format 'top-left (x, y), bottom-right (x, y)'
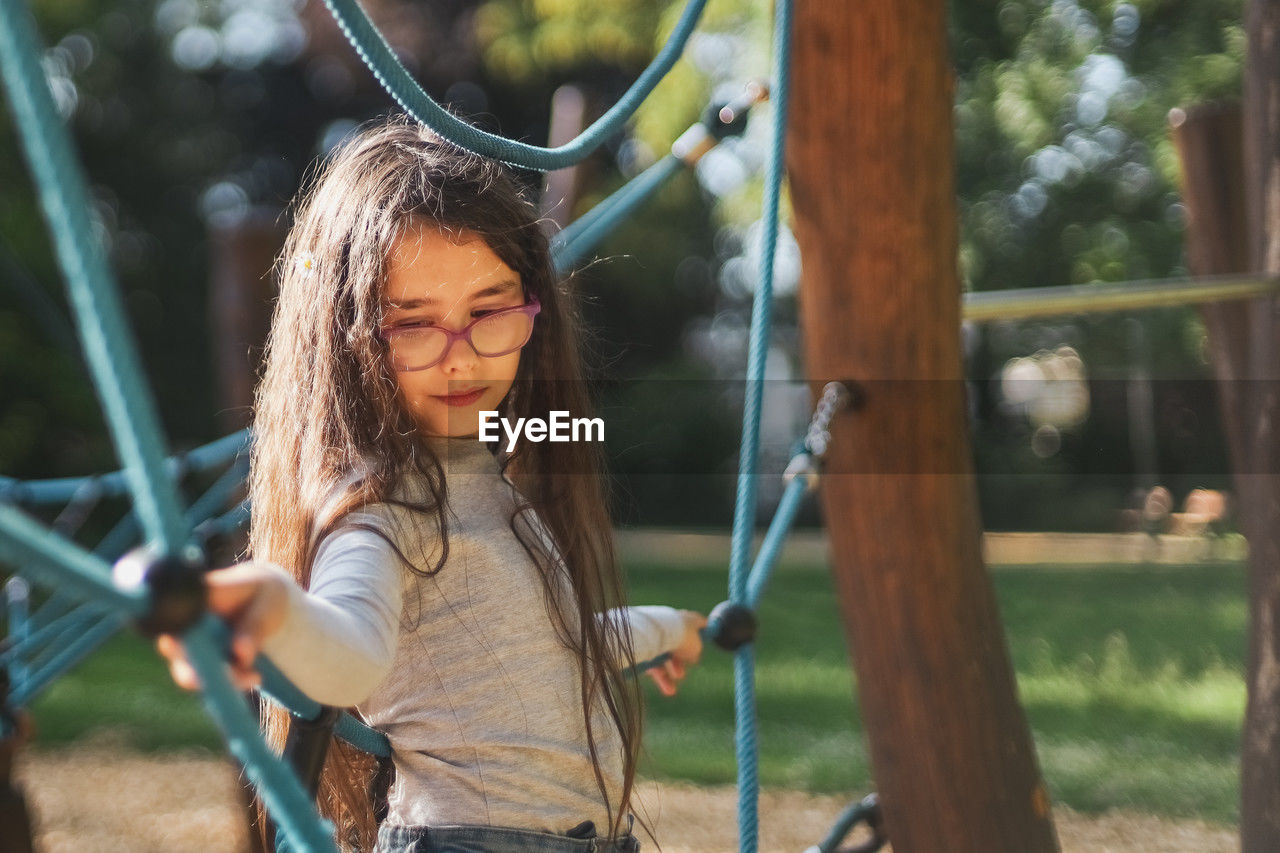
top-left (389, 311), bottom-right (534, 371)
top-left (471, 311), bottom-right (532, 356)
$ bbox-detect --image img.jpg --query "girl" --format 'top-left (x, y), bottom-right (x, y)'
top-left (158, 113), bottom-right (707, 852)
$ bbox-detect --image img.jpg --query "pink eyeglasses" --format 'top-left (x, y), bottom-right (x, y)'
top-left (377, 295), bottom-right (541, 372)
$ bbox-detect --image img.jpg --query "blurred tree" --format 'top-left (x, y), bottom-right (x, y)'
top-left (1, 0), bottom-right (1250, 526)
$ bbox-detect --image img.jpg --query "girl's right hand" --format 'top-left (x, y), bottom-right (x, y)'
top-left (155, 562), bottom-right (292, 692)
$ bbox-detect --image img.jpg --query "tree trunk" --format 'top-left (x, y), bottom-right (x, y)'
top-left (786, 0), bottom-right (1059, 850)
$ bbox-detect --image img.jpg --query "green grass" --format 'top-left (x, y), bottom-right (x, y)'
top-left (28, 631), bottom-right (222, 751)
top-left (627, 559), bottom-right (1247, 825)
top-left (24, 559), bottom-right (1247, 824)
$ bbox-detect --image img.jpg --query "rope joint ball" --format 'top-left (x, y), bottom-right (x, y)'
top-left (707, 600), bottom-right (757, 651)
top-left (112, 544), bottom-right (207, 637)
top-left (672, 80), bottom-right (768, 164)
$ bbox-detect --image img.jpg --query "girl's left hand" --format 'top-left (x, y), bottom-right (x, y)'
top-left (648, 609), bottom-right (708, 697)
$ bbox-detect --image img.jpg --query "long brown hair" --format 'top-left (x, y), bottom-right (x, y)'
top-left (247, 113), bottom-right (650, 850)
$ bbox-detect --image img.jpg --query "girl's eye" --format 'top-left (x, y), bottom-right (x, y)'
top-left (392, 306), bottom-right (507, 328)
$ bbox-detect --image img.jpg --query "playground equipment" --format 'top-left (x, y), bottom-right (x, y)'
top-left (0, 0), bottom-right (900, 849)
top-left (5, 0), bottom-right (1271, 849)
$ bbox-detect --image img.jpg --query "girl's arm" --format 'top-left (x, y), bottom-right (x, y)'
top-left (158, 524), bottom-right (402, 709)
top-left (597, 606), bottom-right (688, 666)
top-left (257, 525), bottom-right (403, 707)
top-left (597, 606), bottom-right (707, 695)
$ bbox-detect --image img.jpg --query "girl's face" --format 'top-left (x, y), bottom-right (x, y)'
top-left (382, 221), bottom-right (527, 438)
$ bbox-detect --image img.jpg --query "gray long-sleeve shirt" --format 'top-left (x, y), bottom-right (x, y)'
top-left (260, 435), bottom-right (685, 834)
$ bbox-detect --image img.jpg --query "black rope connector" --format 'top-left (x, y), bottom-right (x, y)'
top-left (706, 80), bottom-right (767, 141)
top-left (113, 544), bottom-right (206, 636)
top-left (805, 792), bottom-right (886, 853)
top-left (707, 600), bottom-right (757, 651)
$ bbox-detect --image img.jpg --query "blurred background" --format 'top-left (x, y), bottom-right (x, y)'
top-left (0, 0), bottom-right (1247, 533)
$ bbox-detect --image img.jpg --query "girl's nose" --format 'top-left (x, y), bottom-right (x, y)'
top-left (437, 334), bottom-right (478, 372)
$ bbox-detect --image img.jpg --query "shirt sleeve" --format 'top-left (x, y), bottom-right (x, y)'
top-left (259, 523), bottom-right (403, 707)
top-left (596, 605), bottom-right (687, 669)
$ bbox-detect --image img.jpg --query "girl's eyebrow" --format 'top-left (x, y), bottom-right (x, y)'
top-left (385, 278), bottom-right (520, 311)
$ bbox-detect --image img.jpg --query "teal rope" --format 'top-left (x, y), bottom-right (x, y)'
top-left (192, 498), bottom-right (251, 544)
top-left (320, 0), bottom-right (708, 171)
top-left (745, 474), bottom-right (807, 609)
top-left (0, 600), bottom-right (105, 668)
top-left (184, 455), bottom-right (251, 529)
top-left (0, 504), bottom-right (148, 618)
top-left (0, 0), bottom-right (192, 556)
top-left (256, 654), bottom-right (392, 757)
top-left (201, 618), bottom-right (391, 757)
top-left (17, 590), bottom-right (76, 647)
top-left (726, 0), bottom-right (793, 849)
top-left (25, 604), bottom-right (107, 671)
top-left (5, 578), bottom-right (30, 698)
top-left (0, 429), bottom-right (250, 507)
top-left (9, 611), bottom-right (125, 706)
top-left (552, 155), bottom-right (685, 273)
top-left (182, 616), bottom-right (337, 853)
top-left (93, 511), bottom-right (141, 561)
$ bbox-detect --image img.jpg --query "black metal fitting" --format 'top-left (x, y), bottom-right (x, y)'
top-left (283, 706), bottom-right (342, 798)
top-left (112, 544), bottom-right (206, 637)
top-left (707, 600), bottom-right (757, 651)
top-left (705, 80), bottom-right (768, 141)
top-left (840, 379), bottom-right (866, 411)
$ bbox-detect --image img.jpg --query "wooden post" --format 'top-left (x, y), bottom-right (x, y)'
top-left (1241, 1), bottom-right (1280, 843)
top-left (1173, 4), bottom-right (1280, 844)
top-left (1169, 104), bottom-right (1252, 470)
top-left (208, 211), bottom-right (284, 435)
top-left (1173, 0), bottom-right (1280, 842)
top-left (786, 1), bottom-right (1059, 850)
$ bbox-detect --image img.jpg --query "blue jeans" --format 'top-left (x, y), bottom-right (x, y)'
top-left (374, 814), bottom-right (640, 853)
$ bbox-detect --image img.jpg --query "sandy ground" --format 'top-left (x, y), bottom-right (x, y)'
top-left (13, 740), bottom-right (1236, 852)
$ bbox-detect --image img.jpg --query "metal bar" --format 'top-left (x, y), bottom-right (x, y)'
top-left (962, 274), bottom-right (1280, 323)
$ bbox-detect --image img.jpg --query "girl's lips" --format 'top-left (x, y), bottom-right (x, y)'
top-left (436, 387), bottom-right (485, 407)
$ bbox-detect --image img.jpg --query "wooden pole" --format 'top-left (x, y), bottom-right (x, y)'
top-left (786, 0), bottom-right (1058, 850)
top-left (1241, 0), bottom-right (1280, 840)
top-left (1173, 1), bottom-right (1280, 843)
top-left (1169, 104), bottom-right (1252, 501)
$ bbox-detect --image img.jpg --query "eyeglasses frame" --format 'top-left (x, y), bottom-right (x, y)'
top-left (376, 294), bottom-right (542, 372)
